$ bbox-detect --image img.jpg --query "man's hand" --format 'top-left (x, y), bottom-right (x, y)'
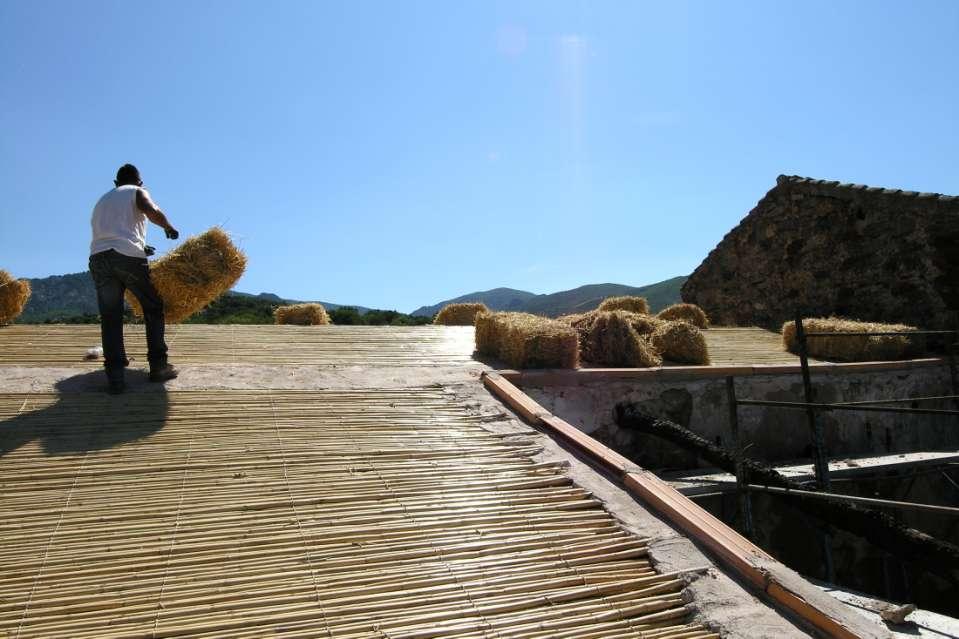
top-left (165, 227), bottom-right (179, 240)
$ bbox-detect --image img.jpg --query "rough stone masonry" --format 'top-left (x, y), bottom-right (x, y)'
top-left (682, 175), bottom-right (959, 329)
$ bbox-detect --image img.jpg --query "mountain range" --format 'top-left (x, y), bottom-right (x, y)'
top-left (17, 272), bottom-right (369, 323)
top-left (16, 272), bottom-right (686, 322)
top-left (410, 277), bottom-right (687, 318)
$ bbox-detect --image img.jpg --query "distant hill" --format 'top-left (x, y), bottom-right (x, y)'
top-left (17, 271), bottom-right (687, 324)
top-left (230, 291), bottom-right (371, 315)
top-left (19, 272), bottom-right (100, 322)
top-left (410, 288), bottom-right (538, 318)
top-left (186, 293), bottom-right (422, 325)
top-left (17, 272), bottom-right (371, 323)
top-left (411, 276), bottom-right (687, 318)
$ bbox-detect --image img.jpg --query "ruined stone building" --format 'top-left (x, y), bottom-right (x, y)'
top-left (682, 175), bottom-right (959, 329)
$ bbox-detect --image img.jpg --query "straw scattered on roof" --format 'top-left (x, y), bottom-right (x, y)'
top-left (598, 295), bottom-right (650, 314)
top-left (583, 311), bottom-right (662, 368)
top-left (651, 320), bottom-right (711, 365)
top-left (126, 227), bottom-right (247, 323)
top-left (274, 303), bottom-right (331, 325)
top-left (475, 311), bottom-right (578, 369)
top-left (0, 270), bottom-right (31, 325)
top-left (657, 303), bottom-right (709, 329)
top-left (782, 317), bottom-right (923, 361)
top-left (434, 302), bottom-right (489, 326)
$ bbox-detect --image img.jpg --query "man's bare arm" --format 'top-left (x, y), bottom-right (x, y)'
top-left (136, 188), bottom-right (179, 238)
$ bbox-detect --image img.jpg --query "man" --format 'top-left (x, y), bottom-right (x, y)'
top-left (89, 164), bottom-right (180, 394)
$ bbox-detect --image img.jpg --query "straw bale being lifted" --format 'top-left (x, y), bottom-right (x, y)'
top-left (598, 295), bottom-right (650, 314)
top-left (274, 303), bottom-right (331, 326)
top-left (584, 311), bottom-right (662, 368)
top-left (475, 311), bottom-right (578, 369)
top-left (434, 302), bottom-right (489, 326)
top-left (782, 317), bottom-right (923, 362)
top-left (657, 303), bottom-right (710, 329)
top-left (0, 270), bottom-right (31, 325)
top-left (651, 320), bottom-right (711, 365)
top-left (126, 227), bottom-right (246, 323)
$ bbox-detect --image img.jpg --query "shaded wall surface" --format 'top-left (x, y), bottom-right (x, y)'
top-left (523, 365), bottom-right (956, 470)
top-left (682, 175), bottom-right (959, 329)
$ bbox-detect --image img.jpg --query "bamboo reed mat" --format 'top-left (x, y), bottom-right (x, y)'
top-left (0, 389), bottom-right (713, 639)
top-left (0, 324), bottom-right (806, 368)
top-left (701, 328), bottom-right (811, 366)
top-left (0, 325), bottom-right (476, 367)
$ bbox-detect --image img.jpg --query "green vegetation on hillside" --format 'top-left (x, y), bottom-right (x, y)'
top-left (328, 307), bottom-right (432, 326)
top-left (185, 295), bottom-right (430, 325)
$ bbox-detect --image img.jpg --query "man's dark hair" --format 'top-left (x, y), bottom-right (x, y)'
top-left (115, 164), bottom-right (141, 186)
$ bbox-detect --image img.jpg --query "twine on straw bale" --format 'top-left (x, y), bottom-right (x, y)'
top-left (583, 311), bottom-right (662, 368)
top-left (598, 296), bottom-right (650, 315)
top-left (651, 320), bottom-right (711, 365)
top-left (782, 317), bottom-right (923, 361)
top-left (434, 302), bottom-right (489, 326)
top-left (656, 303), bottom-right (709, 329)
top-left (0, 270), bottom-right (31, 325)
top-left (126, 227), bottom-right (247, 324)
top-left (274, 303), bottom-right (331, 326)
top-left (475, 312), bottom-right (578, 368)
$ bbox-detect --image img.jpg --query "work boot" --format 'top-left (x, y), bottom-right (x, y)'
top-left (149, 363), bottom-right (179, 383)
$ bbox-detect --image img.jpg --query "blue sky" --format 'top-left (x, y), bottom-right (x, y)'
top-left (2, 1), bottom-right (957, 313)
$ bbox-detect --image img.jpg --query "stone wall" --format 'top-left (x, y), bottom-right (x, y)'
top-left (682, 175), bottom-right (959, 329)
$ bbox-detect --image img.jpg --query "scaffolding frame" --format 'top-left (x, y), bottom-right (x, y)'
top-left (725, 312), bottom-right (959, 537)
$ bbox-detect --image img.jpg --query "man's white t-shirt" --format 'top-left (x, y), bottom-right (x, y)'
top-left (90, 185), bottom-right (148, 258)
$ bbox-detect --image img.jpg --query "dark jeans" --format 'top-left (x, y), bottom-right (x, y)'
top-left (89, 250), bottom-right (168, 380)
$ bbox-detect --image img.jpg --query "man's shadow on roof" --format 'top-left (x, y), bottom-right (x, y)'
top-left (0, 370), bottom-right (169, 458)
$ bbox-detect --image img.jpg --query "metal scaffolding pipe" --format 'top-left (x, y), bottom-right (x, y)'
top-left (747, 484), bottom-right (959, 516)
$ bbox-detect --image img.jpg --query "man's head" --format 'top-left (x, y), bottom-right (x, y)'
top-left (115, 164), bottom-right (142, 187)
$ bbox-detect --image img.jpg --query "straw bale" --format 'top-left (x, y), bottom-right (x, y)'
top-left (126, 228), bottom-right (247, 323)
top-left (434, 302), bottom-right (489, 326)
top-left (474, 311), bottom-right (498, 356)
top-left (782, 317), bottom-right (923, 361)
top-left (474, 311), bottom-right (578, 368)
top-left (625, 313), bottom-right (664, 336)
top-left (0, 270), bottom-right (31, 325)
top-left (583, 311), bottom-right (662, 368)
top-left (557, 311), bottom-right (597, 346)
top-left (274, 303), bottom-right (331, 325)
top-left (597, 295), bottom-right (650, 314)
top-left (651, 320), bottom-right (711, 365)
top-left (656, 303), bottom-right (710, 329)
